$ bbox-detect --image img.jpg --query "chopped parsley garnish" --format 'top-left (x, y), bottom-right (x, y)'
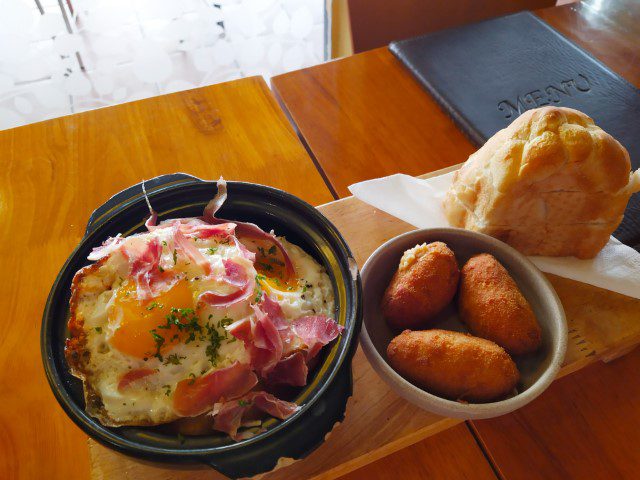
top-left (173, 249), bottom-right (178, 265)
top-left (158, 265), bottom-right (165, 273)
top-left (207, 247), bottom-right (218, 255)
top-left (205, 325), bottom-right (224, 366)
top-left (268, 258), bottom-right (285, 267)
top-left (188, 373), bottom-right (197, 385)
top-left (149, 330), bottom-right (165, 361)
top-left (158, 308), bottom-right (202, 344)
top-left (163, 353), bottom-right (186, 365)
top-left (254, 275), bottom-right (266, 303)
top-left (162, 384), bottom-right (172, 396)
top-left (146, 302), bottom-right (164, 311)
top-left (257, 246), bottom-right (266, 256)
top-left (162, 240), bottom-right (167, 246)
top-left (204, 317), bottom-right (234, 366)
top-left (268, 245), bottom-right (277, 255)
top-left (258, 262), bottom-right (273, 272)
top-left (238, 399), bottom-right (251, 407)
top-left (94, 326), bottom-right (102, 333)
top-left (254, 289), bottom-right (263, 303)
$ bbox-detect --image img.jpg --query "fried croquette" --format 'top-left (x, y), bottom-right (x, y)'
top-left (382, 242), bottom-right (459, 330)
top-left (387, 329), bottom-right (519, 402)
top-left (458, 254), bottom-right (542, 355)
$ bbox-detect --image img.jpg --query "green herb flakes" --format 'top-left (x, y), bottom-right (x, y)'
top-left (163, 353), bottom-right (186, 366)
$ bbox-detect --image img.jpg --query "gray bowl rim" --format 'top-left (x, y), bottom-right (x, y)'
top-left (359, 227), bottom-right (567, 419)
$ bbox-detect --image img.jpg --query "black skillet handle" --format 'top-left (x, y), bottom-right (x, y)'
top-left (84, 173), bottom-right (207, 237)
top-left (201, 364), bottom-right (354, 480)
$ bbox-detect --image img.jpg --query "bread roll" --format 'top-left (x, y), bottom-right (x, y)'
top-left (443, 107), bottom-right (640, 259)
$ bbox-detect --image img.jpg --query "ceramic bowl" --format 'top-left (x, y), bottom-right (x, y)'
top-left (41, 173), bottom-right (362, 479)
top-left (360, 228), bottom-right (566, 419)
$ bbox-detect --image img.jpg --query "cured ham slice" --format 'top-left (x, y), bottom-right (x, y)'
top-left (117, 368), bottom-right (156, 391)
top-left (173, 228), bottom-right (211, 275)
top-left (202, 178), bottom-right (294, 278)
top-left (293, 315), bottom-right (345, 360)
top-left (198, 260), bottom-right (255, 308)
top-left (88, 235), bottom-right (124, 261)
top-left (265, 352), bottom-right (308, 387)
top-left (122, 237), bottom-right (176, 300)
top-left (173, 362), bottom-right (257, 417)
top-left (228, 300), bottom-right (284, 378)
top-left (212, 391), bottom-right (299, 440)
top-left (145, 210), bottom-right (236, 240)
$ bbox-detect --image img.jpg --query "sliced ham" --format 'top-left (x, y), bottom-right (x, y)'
top-left (144, 211), bottom-right (158, 231)
top-left (258, 294), bottom-right (289, 331)
top-left (233, 225), bottom-right (295, 278)
top-left (173, 362), bottom-right (258, 417)
top-left (203, 176), bottom-right (228, 221)
top-left (202, 178), bottom-right (294, 278)
top-left (117, 368), bottom-right (156, 391)
top-left (292, 315), bottom-right (345, 360)
top-left (173, 228), bottom-right (211, 276)
top-left (146, 213), bottom-right (236, 240)
top-left (88, 235), bottom-right (124, 261)
top-left (232, 236), bottom-right (257, 263)
top-left (257, 295), bottom-right (299, 355)
top-left (252, 391), bottom-right (299, 419)
top-left (212, 391), bottom-right (299, 440)
top-left (220, 259), bottom-right (247, 288)
top-left (228, 299), bottom-right (284, 377)
top-left (198, 260), bottom-right (255, 308)
top-left (265, 352), bottom-right (308, 387)
top-left (122, 237), bottom-right (177, 300)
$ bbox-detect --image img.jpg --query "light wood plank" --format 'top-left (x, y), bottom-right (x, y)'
top-left (88, 165), bottom-right (640, 480)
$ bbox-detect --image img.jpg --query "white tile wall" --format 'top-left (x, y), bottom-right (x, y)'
top-left (0, 0), bottom-right (326, 130)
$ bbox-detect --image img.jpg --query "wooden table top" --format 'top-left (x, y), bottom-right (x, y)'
top-left (4, 1), bottom-right (639, 479)
top-left (271, 1), bottom-right (640, 478)
top-left (0, 76), bottom-right (334, 480)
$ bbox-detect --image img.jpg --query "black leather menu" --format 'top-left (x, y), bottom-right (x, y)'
top-left (390, 11), bottom-right (640, 249)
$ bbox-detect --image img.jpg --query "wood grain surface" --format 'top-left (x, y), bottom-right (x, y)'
top-left (339, 424), bottom-right (497, 480)
top-left (88, 166), bottom-right (640, 480)
top-left (272, 2), bottom-right (640, 478)
top-left (271, 48), bottom-right (475, 198)
top-left (473, 346), bottom-right (640, 479)
top-left (0, 76), bottom-right (335, 480)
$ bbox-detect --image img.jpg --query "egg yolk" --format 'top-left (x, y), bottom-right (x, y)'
top-left (253, 241), bottom-right (298, 291)
top-left (109, 280), bottom-right (196, 359)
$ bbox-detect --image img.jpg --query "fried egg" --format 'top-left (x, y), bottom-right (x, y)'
top-left (66, 227), bottom-right (334, 427)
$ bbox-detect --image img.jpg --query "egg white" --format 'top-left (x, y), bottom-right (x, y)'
top-left (73, 229), bottom-right (334, 426)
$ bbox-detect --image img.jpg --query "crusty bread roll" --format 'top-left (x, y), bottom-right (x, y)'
top-left (443, 106), bottom-right (640, 259)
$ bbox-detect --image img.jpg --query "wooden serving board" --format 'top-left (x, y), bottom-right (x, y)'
top-left (89, 165), bottom-right (640, 480)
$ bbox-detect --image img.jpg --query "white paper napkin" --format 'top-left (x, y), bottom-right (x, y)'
top-left (349, 173), bottom-right (640, 299)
